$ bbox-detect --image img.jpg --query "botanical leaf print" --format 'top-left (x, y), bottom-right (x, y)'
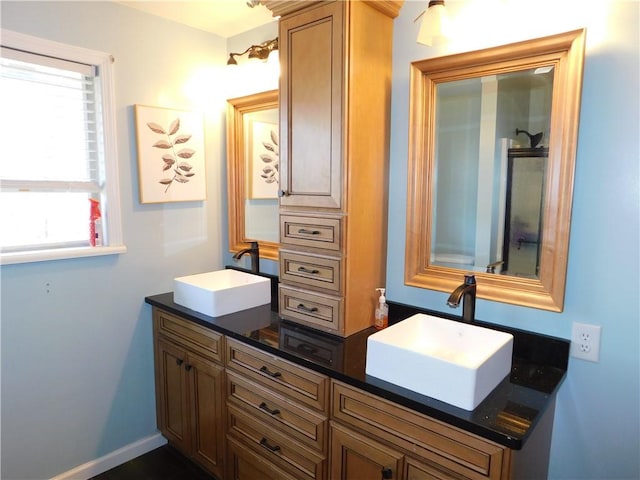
top-left (146, 117), bottom-right (197, 192)
top-left (152, 140), bottom-right (172, 149)
top-left (178, 162), bottom-right (192, 172)
top-left (146, 122), bottom-right (166, 134)
top-left (259, 127), bottom-right (279, 186)
top-left (262, 142), bottom-right (276, 153)
top-left (168, 118), bottom-right (180, 136)
top-left (176, 148), bottom-right (195, 159)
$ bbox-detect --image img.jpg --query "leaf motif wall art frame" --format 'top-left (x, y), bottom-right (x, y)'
top-left (248, 119), bottom-right (279, 199)
top-left (134, 104), bottom-right (206, 203)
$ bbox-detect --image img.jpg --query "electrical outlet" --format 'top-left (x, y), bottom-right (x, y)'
top-left (570, 322), bottom-right (601, 362)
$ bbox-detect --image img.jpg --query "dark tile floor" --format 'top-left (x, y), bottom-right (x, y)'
top-left (90, 445), bottom-right (215, 480)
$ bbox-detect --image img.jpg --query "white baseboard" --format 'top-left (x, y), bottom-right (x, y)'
top-left (50, 433), bottom-right (167, 480)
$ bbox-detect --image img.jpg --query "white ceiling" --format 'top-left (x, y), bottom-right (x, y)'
top-left (117, 0), bottom-right (276, 38)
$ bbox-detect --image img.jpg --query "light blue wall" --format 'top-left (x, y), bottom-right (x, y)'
top-left (1, 1), bottom-right (638, 479)
top-left (388, 2), bottom-right (639, 479)
top-left (0, 2), bottom-right (232, 478)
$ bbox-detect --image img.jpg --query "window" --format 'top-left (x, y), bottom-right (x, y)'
top-left (0, 30), bottom-right (125, 264)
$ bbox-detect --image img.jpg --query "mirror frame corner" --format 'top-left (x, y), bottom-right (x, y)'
top-left (226, 89), bottom-right (279, 262)
top-left (405, 29), bottom-right (586, 312)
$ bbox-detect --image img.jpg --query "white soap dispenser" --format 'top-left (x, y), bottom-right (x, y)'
top-left (374, 287), bottom-right (389, 330)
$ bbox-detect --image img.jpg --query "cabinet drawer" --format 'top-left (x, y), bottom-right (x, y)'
top-left (331, 381), bottom-right (508, 480)
top-left (153, 308), bottom-right (223, 363)
top-left (279, 322), bottom-right (344, 370)
top-left (279, 285), bottom-right (343, 334)
top-left (226, 370), bottom-right (327, 452)
top-left (280, 214), bottom-right (341, 251)
top-left (227, 403), bottom-right (326, 480)
top-left (280, 249), bottom-right (341, 293)
top-left (226, 338), bottom-right (329, 413)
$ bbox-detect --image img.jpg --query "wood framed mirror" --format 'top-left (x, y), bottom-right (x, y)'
top-left (405, 30), bottom-right (585, 311)
top-left (227, 90), bottom-right (279, 261)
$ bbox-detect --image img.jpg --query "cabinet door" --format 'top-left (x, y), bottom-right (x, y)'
top-left (227, 436), bottom-right (298, 480)
top-left (279, 2), bottom-right (343, 209)
top-left (406, 456), bottom-right (459, 480)
top-left (330, 422), bottom-right (403, 480)
top-left (187, 352), bottom-right (225, 479)
top-left (156, 339), bottom-right (190, 454)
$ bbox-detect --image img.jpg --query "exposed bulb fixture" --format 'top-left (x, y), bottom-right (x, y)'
top-left (227, 37), bottom-right (278, 65)
top-left (416, 0), bottom-right (452, 47)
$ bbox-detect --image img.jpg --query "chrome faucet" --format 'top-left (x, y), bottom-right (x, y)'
top-left (232, 241), bottom-right (260, 274)
top-left (447, 274), bottom-right (476, 323)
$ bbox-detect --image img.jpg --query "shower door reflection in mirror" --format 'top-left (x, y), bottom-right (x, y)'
top-left (502, 147), bottom-right (548, 277)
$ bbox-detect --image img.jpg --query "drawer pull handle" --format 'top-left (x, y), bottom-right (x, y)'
top-left (185, 364), bottom-right (192, 372)
top-left (259, 402), bottom-right (280, 416)
top-left (260, 437), bottom-right (281, 452)
top-left (381, 467), bottom-right (393, 479)
top-left (175, 358), bottom-right (184, 366)
top-left (296, 303), bottom-right (319, 314)
top-left (297, 266), bottom-right (320, 274)
top-left (298, 228), bottom-right (320, 235)
top-left (278, 190), bottom-right (290, 197)
top-left (296, 343), bottom-right (318, 355)
top-left (259, 365), bottom-right (282, 378)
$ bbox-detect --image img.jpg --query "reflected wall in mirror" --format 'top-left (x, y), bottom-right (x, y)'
top-left (405, 29), bottom-right (585, 311)
top-left (227, 90), bottom-right (279, 261)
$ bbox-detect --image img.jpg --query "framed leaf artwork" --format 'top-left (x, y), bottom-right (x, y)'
top-left (134, 105), bottom-right (206, 203)
top-left (248, 120), bottom-right (279, 199)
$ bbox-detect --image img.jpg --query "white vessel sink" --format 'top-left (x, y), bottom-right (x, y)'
top-left (173, 269), bottom-right (270, 317)
top-left (366, 313), bottom-right (513, 410)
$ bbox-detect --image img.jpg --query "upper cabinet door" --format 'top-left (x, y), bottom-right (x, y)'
top-left (279, 2), bottom-right (343, 209)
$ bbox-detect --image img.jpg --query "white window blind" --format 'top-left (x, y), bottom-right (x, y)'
top-left (0, 30), bottom-right (125, 264)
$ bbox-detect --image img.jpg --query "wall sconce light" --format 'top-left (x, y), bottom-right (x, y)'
top-left (227, 37), bottom-right (278, 65)
top-left (416, 0), bottom-right (452, 46)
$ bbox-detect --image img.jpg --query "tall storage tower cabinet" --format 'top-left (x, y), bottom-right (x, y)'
top-left (263, 0), bottom-right (403, 336)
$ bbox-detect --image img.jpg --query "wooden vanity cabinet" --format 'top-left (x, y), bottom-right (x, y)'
top-left (152, 308), bottom-right (225, 479)
top-left (268, 0), bottom-right (403, 337)
top-left (225, 338), bottom-right (330, 480)
top-left (149, 305), bottom-right (553, 480)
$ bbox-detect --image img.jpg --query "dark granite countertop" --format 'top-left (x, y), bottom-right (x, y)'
top-left (145, 283), bottom-right (569, 451)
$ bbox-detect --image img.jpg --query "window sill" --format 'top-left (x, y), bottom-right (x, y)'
top-left (0, 245), bottom-right (127, 266)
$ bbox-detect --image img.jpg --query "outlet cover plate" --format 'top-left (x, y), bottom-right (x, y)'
top-left (570, 322), bottom-right (601, 362)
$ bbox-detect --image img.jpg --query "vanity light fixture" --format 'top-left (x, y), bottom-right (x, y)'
top-left (227, 37), bottom-right (278, 65)
top-left (416, 0), bottom-right (452, 46)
